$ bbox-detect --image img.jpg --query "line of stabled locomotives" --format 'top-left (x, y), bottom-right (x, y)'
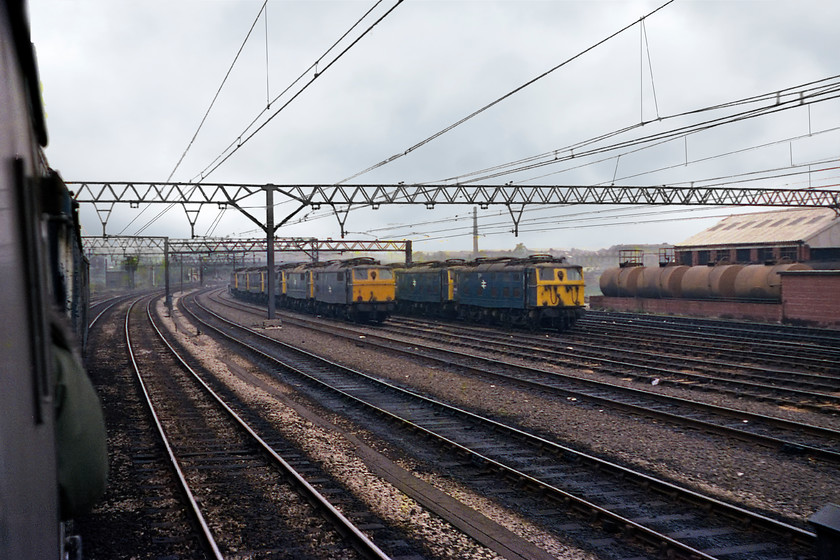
top-left (230, 255), bottom-right (586, 331)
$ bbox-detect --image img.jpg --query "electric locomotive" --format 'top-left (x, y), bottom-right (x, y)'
top-left (454, 255), bottom-right (584, 330)
top-left (394, 259), bottom-right (464, 318)
top-left (231, 257), bottom-right (396, 322)
top-left (283, 260), bottom-right (326, 313)
top-left (312, 257), bottom-right (395, 322)
top-left (234, 266), bottom-right (266, 302)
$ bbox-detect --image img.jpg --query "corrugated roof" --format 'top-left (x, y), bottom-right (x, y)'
top-left (676, 208), bottom-right (839, 247)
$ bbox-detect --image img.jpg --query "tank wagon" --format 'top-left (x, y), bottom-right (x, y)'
top-left (599, 262), bottom-right (811, 302)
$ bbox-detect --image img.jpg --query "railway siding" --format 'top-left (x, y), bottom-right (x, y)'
top-left (187, 290), bottom-right (830, 559)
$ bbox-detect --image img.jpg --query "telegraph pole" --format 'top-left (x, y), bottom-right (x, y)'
top-left (472, 207), bottom-right (479, 258)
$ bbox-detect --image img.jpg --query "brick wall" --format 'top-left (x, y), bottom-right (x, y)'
top-left (781, 271), bottom-right (840, 329)
top-left (589, 271), bottom-right (840, 330)
top-left (588, 296), bottom-right (783, 323)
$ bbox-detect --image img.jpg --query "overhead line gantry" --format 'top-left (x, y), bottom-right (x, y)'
top-left (82, 235), bottom-right (412, 313)
top-left (72, 181), bottom-right (840, 318)
top-left (72, 181), bottom-right (840, 235)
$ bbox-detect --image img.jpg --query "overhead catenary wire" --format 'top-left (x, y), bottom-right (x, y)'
top-left (122, 2), bottom-right (838, 243)
top-left (121, 1), bottom-right (269, 236)
top-left (390, 207), bottom-right (744, 246)
top-left (522, 124), bottom-right (840, 187)
top-left (190, 0), bottom-right (403, 183)
top-left (131, 1), bottom-right (398, 237)
top-left (190, 0), bottom-right (389, 183)
top-left (641, 18), bottom-right (660, 121)
top-left (285, 80), bottom-right (840, 234)
top-left (336, 0), bottom-right (676, 185)
top-left (264, 1), bottom-right (270, 107)
top-left (430, 75), bottom-right (840, 185)
top-left (307, 73), bottom-right (840, 236)
top-left (293, 152), bottom-right (840, 242)
top-left (168, 1), bottom-right (269, 183)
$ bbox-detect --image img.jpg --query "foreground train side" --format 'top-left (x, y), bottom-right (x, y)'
top-left (232, 254), bottom-right (585, 331)
top-left (1, 3), bottom-right (107, 558)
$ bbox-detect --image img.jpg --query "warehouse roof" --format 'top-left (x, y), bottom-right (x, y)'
top-left (676, 208), bottom-right (839, 247)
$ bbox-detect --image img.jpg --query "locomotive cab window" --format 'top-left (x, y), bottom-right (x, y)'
top-left (538, 268), bottom-right (562, 281)
top-left (565, 268), bottom-right (582, 281)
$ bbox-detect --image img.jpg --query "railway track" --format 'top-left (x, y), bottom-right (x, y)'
top-left (88, 291), bottom-right (155, 330)
top-left (211, 290), bottom-right (840, 411)
top-left (78, 295), bottom-right (207, 558)
top-left (186, 291), bottom-right (819, 560)
top-left (583, 310), bottom-right (840, 350)
top-left (382, 316), bottom-right (840, 411)
top-left (125, 293), bottom-right (396, 560)
top-left (572, 319), bottom-right (840, 375)
top-left (209, 290), bottom-right (840, 465)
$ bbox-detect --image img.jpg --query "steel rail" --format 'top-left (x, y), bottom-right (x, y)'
top-left (212, 290), bottom-right (840, 462)
top-left (145, 295), bottom-right (393, 560)
top-left (88, 296), bottom-right (123, 330)
top-left (124, 296), bottom-right (225, 560)
top-left (403, 322), bottom-right (840, 406)
top-left (582, 310), bottom-right (840, 348)
top-left (185, 293), bottom-right (817, 559)
top-left (277, 311), bottom-right (840, 464)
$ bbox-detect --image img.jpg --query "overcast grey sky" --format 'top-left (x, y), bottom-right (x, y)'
top-left (28, 0), bottom-right (840, 253)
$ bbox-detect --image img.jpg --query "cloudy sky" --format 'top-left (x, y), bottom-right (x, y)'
top-left (28, 0), bottom-right (840, 254)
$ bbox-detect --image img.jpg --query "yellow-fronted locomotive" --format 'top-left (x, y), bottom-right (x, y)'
top-left (231, 257), bottom-right (396, 322)
top-left (455, 255), bottom-right (584, 330)
top-left (233, 254), bottom-right (584, 331)
top-left (395, 254), bottom-right (584, 331)
top-left (312, 257), bottom-right (396, 322)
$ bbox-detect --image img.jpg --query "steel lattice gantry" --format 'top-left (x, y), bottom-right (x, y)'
top-left (71, 182), bottom-right (840, 237)
top-left (82, 235), bottom-right (412, 311)
top-left (82, 236), bottom-right (411, 262)
top-left (72, 182), bottom-right (840, 318)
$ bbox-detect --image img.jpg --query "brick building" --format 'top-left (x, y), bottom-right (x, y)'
top-left (674, 208), bottom-right (840, 267)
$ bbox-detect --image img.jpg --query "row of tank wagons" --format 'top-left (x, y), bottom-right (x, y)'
top-left (231, 257), bottom-right (396, 323)
top-left (599, 262), bottom-right (811, 301)
top-left (231, 254), bottom-right (586, 330)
